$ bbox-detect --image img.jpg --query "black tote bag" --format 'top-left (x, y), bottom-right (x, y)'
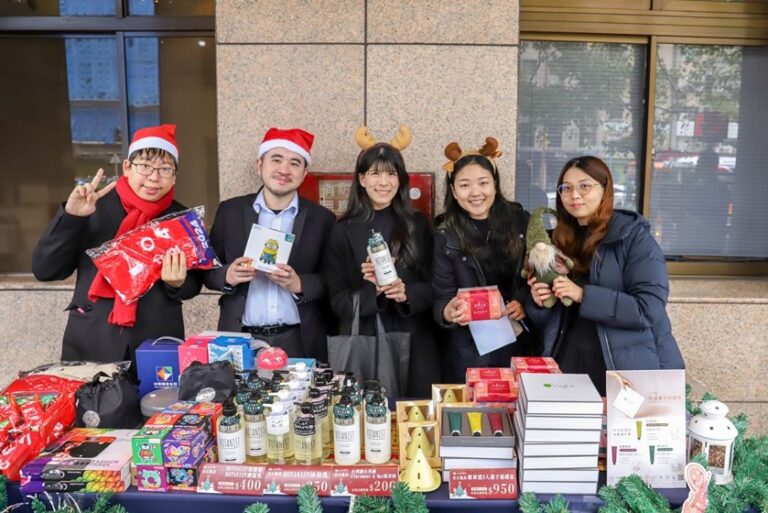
top-left (327, 292), bottom-right (411, 396)
top-left (75, 370), bottom-right (142, 429)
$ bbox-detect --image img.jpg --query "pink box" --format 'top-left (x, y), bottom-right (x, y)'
top-left (137, 465), bottom-right (168, 492)
top-left (178, 335), bottom-right (214, 375)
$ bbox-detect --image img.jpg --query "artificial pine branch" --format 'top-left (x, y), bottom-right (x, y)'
top-left (598, 485), bottom-right (629, 513)
top-left (350, 495), bottom-right (391, 513)
top-left (87, 494), bottom-right (112, 513)
top-left (616, 475), bottom-right (671, 513)
top-left (30, 497), bottom-right (48, 513)
top-left (518, 492), bottom-right (545, 513)
top-left (0, 475), bottom-right (7, 511)
top-left (243, 504), bottom-right (270, 513)
top-left (297, 485), bottom-right (323, 513)
top-left (390, 482), bottom-right (428, 513)
top-left (542, 495), bottom-right (570, 513)
top-left (105, 505), bottom-right (129, 513)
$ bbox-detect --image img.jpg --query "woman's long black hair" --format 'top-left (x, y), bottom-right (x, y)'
top-left (340, 143), bottom-right (419, 268)
top-left (440, 154), bottom-right (525, 265)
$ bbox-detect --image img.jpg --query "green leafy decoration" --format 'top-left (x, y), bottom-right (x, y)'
top-left (89, 494), bottom-right (113, 513)
top-left (390, 482), bottom-right (428, 513)
top-left (243, 504), bottom-right (271, 513)
top-left (297, 484), bottom-right (323, 513)
top-left (0, 474), bottom-right (7, 512)
top-left (30, 496), bottom-right (48, 513)
top-left (542, 495), bottom-right (570, 513)
top-left (350, 495), bottom-right (391, 513)
top-left (518, 492), bottom-right (545, 513)
top-left (598, 484), bottom-right (629, 513)
top-left (104, 505), bottom-right (130, 513)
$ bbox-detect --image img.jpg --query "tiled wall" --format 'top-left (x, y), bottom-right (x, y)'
top-left (215, 0), bottom-right (520, 203)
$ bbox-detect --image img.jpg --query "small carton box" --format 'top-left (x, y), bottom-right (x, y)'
top-left (136, 338), bottom-right (182, 396)
top-left (175, 413), bottom-right (212, 437)
top-left (162, 426), bottom-right (211, 466)
top-left (456, 286), bottom-right (504, 321)
top-left (190, 402), bottom-right (223, 437)
top-left (178, 335), bottom-right (214, 375)
top-left (431, 384), bottom-right (468, 405)
top-left (510, 356), bottom-right (559, 372)
top-left (167, 441), bottom-right (216, 492)
top-left (162, 401), bottom-right (198, 414)
top-left (466, 368), bottom-right (516, 388)
top-left (136, 465), bottom-right (168, 492)
top-left (208, 336), bottom-right (255, 371)
top-left (145, 413), bottom-right (183, 428)
top-left (132, 426), bottom-right (171, 466)
top-left (474, 380), bottom-right (519, 402)
top-left (243, 224), bottom-right (295, 273)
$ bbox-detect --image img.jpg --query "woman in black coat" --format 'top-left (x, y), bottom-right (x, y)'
top-left (433, 138), bottom-right (538, 383)
top-left (324, 128), bottom-right (440, 397)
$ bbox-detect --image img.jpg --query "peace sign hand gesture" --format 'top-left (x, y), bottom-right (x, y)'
top-left (65, 168), bottom-right (118, 217)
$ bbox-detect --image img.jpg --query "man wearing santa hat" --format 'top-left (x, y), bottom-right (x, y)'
top-left (32, 124), bottom-right (203, 364)
top-left (204, 127), bottom-right (335, 360)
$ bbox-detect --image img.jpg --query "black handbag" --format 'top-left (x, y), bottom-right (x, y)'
top-left (178, 360), bottom-right (236, 403)
top-left (327, 292), bottom-right (411, 396)
top-left (75, 370), bottom-right (142, 429)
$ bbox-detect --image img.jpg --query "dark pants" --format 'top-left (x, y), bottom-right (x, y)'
top-left (245, 326), bottom-right (306, 358)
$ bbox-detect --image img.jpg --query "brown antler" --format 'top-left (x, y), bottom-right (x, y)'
top-left (479, 137), bottom-right (502, 158)
top-left (390, 125), bottom-right (412, 151)
top-left (444, 142), bottom-right (462, 161)
top-left (355, 126), bottom-right (377, 150)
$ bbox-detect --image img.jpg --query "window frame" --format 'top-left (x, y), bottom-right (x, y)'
top-left (521, 0), bottom-right (768, 275)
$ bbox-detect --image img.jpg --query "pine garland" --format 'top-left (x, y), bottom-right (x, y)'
top-left (0, 475), bottom-right (7, 512)
top-left (391, 482), bottom-right (429, 513)
top-left (243, 504), bottom-right (270, 513)
top-left (297, 485), bottom-right (323, 513)
top-left (350, 495), bottom-right (391, 513)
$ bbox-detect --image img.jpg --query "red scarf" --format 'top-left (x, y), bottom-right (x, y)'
top-left (88, 176), bottom-right (174, 327)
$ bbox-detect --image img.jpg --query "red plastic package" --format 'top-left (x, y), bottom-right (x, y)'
top-left (0, 374), bottom-right (85, 480)
top-left (86, 206), bottom-right (221, 304)
top-left (456, 286), bottom-right (504, 321)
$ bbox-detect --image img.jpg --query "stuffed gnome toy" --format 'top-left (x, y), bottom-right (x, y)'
top-left (521, 207), bottom-right (575, 308)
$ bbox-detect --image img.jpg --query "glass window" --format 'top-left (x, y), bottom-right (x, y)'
top-left (0, 0), bottom-right (116, 16)
top-left (650, 44), bottom-right (768, 260)
top-left (516, 41), bottom-right (646, 213)
top-left (0, 35), bottom-right (217, 273)
top-left (128, 0), bottom-right (214, 16)
top-left (125, 35), bottom-right (218, 230)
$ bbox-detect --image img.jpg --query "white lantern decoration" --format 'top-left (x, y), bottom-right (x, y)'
top-left (687, 400), bottom-right (737, 485)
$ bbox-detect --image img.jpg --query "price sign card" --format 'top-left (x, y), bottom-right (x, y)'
top-left (196, 463), bottom-right (266, 495)
top-left (330, 465), bottom-right (399, 496)
top-left (449, 468), bottom-right (519, 499)
top-left (263, 465), bottom-right (334, 496)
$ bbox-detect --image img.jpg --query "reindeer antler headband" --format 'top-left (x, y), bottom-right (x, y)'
top-left (355, 125), bottom-right (412, 152)
top-left (442, 137), bottom-right (503, 175)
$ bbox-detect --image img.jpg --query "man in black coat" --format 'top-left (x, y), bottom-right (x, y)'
top-left (32, 124), bottom-right (202, 364)
top-left (203, 127), bottom-right (336, 361)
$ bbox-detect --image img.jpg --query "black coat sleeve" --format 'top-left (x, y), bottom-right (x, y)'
top-left (203, 201), bottom-right (234, 293)
top-left (323, 223), bottom-right (381, 321)
top-left (396, 213), bottom-right (434, 318)
top-left (431, 231), bottom-right (459, 329)
top-left (295, 208), bottom-right (335, 304)
top-left (31, 206), bottom-right (89, 281)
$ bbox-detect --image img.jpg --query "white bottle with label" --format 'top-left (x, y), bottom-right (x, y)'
top-left (367, 230), bottom-right (398, 286)
top-left (333, 394), bottom-right (361, 465)
top-left (243, 397), bottom-right (267, 463)
top-left (217, 399), bottom-right (246, 464)
top-left (364, 392), bottom-right (392, 464)
top-left (266, 401), bottom-right (294, 464)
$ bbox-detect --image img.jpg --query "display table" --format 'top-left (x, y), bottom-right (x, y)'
top-left (7, 480), bottom-right (694, 513)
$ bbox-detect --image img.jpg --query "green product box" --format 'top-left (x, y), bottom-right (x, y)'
top-left (132, 426), bottom-right (172, 466)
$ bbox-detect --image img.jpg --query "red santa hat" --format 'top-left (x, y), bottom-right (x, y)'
top-left (128, 124), bottom-right (179, 162)
top-left (258, 127), bottom-right (314, 165)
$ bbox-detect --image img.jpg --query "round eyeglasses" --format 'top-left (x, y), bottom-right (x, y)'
top-left (556, 182), bottom-right (602, 196)
top-left (131, 162), bottom-right (176, 179)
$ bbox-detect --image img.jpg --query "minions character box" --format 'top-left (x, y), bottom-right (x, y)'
top-left (243, 224), bottom-right (296, 273)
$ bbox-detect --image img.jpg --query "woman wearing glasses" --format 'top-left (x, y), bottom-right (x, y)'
top-left (323, 126), bottom-right (440, 397)
top-left (526, 156), bottom-right (684, 394)
top-left (32, 124), bottom-right (202, 365)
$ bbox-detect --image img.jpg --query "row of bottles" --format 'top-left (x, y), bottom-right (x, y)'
top-left (215, 370), bottom-right (392, 466)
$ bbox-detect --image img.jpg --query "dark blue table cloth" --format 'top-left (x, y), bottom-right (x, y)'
top-left (8, 481), bottom-right (693, 513)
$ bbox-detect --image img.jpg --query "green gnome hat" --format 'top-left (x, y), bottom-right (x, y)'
top-left (527, 207), bottom-right (556, 249)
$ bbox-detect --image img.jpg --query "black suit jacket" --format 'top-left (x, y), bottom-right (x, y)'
top-left (31, 190), bottom-right (203, 363)
top-left (203, 192), bottom-right (336, 362)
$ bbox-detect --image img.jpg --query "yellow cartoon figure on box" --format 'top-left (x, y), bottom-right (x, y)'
top-left (260, 239), bottom-right (279, 265)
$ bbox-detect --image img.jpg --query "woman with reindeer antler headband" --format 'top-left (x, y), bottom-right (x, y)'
top-left (323, 125), bottom-right (440, 397)
top-left (432, 137), bottom-right (540, 382)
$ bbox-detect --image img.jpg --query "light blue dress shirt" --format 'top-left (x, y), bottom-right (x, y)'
top-left (242, 191), bottom-right (301, 327)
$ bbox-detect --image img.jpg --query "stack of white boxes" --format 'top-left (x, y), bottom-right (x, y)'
top-left (515, 373), bottom-right (603, 494)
